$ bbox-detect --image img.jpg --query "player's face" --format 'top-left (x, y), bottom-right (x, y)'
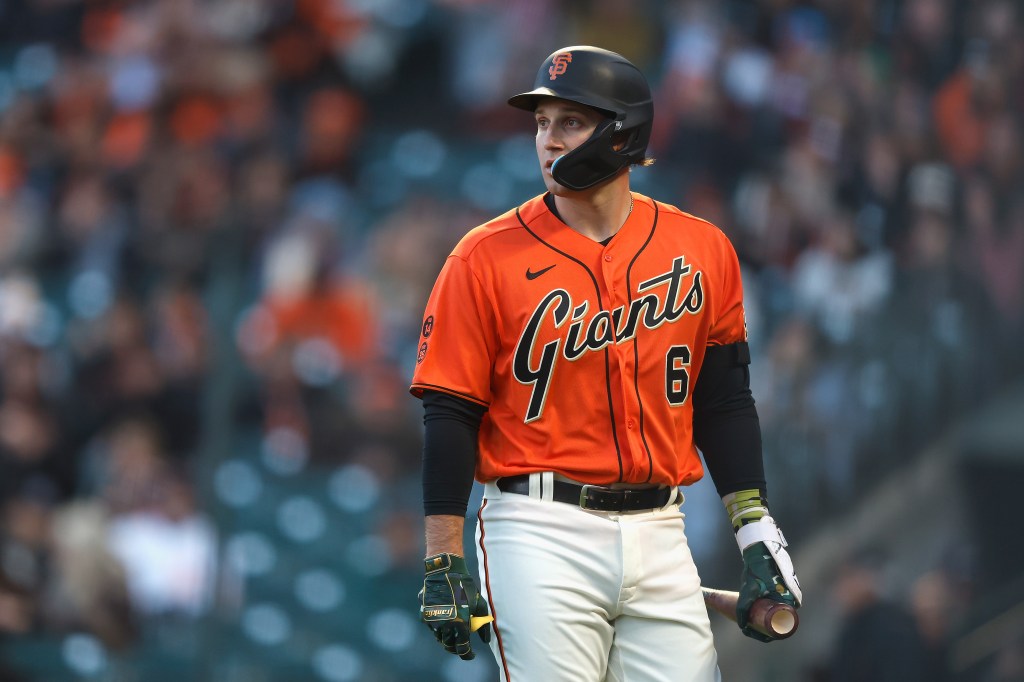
top-left (534, 99), bottom-right (605, 194)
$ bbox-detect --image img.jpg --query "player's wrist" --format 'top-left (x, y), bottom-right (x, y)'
top-left (722, 488), bottom-right (769, 532)
top-left (424, 514), bottom-right (466, 558)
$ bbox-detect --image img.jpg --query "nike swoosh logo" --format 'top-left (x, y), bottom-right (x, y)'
top-left (526, 265), bottom-right (556, 280)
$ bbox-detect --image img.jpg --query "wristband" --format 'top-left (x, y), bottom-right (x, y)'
top-left (722, 488), bottom-right (768, 532)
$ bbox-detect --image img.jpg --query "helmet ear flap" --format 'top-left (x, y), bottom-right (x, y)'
top-left (551, 120), bottom-right (627, 191)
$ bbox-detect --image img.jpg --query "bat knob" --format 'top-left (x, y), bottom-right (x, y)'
top-left (751, 598), bottom-right (799, 639)
top-left (470, 615), bottom-right (494, 632)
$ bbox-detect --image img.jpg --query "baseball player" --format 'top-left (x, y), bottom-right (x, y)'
top-left (413, 46), bottom-right (802, 681)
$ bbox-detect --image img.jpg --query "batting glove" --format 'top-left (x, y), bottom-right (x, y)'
top-left (735, 516), bottom-right (802, 642)
top-left (420, 553), bottom-right (492, 660)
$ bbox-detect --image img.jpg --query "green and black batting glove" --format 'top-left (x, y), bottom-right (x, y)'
top-left (737, 540), bottom-right (800, 642)
top-left (420, 553), bottom-right (492, 660)
top-left (724, 490), bottom-right (802, 642)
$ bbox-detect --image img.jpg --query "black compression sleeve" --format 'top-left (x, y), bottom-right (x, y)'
top-left (421, 391), bottom-right (486, 517)
top-left (692, 342), bottom-right (767, 498)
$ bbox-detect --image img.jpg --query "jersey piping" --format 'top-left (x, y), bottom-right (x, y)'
top-left (515, 206), bottom-right (625, 481)
top-left (624, 200), bottom-right (660, 483)
top-left (476, 501), bottom-right (511, 680)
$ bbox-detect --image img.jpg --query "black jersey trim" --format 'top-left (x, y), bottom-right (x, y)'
top-left (624, 200), bottom-right (660, 483)
top-left (410, 382), bottom-right (490, 407)
top-left (516, 206), bottom-right (624, 482)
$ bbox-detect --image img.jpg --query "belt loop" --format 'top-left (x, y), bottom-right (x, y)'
top-left (483, 481), bottom-right (502, 500)
top-left (540, 472), bottom-right (554, 502)
top-left (666, 487), bottom-right (681, 508)
top-left (528, 472), bottom-right (541, 499)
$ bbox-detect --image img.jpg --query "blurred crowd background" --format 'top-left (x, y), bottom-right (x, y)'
top-left (0, 0), bottom-right (1021, 680)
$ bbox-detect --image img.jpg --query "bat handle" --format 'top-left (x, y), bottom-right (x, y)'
top-left (470, 615), bottom-right (493, 632)
top-left (701, 588), bottom-right (799, 640)
top-left (748, 597), bottom-right (798, 640)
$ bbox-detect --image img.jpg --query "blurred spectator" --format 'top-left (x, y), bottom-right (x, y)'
top-left (233, 146), bottom-right (290, 250)
top-left (909, 569), bottom-right (959, 682)
top-left (884, 195), bottom-right (998, 439)
top-left (894, 0), bottom-right (958, 90)
top-left (148, 279), bottom-right (208, 456)
top-left (0, 574), bottom-right (33, 637)
top-left (0, 148), bottom-right (45, 271)
top-left (51, 167), bottom-right (129, 284)
top-left (241, 225), bottom-right (377, 372)
top-left (933, 56), bottom-right (991, 171)
top-left (824, 548), bottom-right (930, 682)
top-left (106, 465), bottom-right (216, 619)
top-left (80, 416), bottom-right (169, 516)
top-left (0, 341), bottom-right (71, 500)
top-left (237, 219), bottom-right (380, 463)
top-left (962, 173), bottom-right (1024, 355)
top-left (298, 87), bottom-right (365, 176)
top-left (45, 499), bottom-right (137, 651)
top-left (364, 195), bottom-right (470, 362)
top-left (790, 208), bottom-right (893, 346)
top-left (444, 0), bottom-right (562, 131)
top-left (0, 482), bottom-right (54, 632)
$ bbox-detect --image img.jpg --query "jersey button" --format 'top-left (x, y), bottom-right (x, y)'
top-left (604, 254), bottom-right (613, 262)
top-left (627, 419), bottom-right (635, 429)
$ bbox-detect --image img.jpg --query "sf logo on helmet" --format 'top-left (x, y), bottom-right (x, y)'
top-left (548, 52), bottom-right (572, 80)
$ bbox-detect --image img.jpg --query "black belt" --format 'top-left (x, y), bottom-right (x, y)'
top-left (497, 475), bottom-right (673, 512)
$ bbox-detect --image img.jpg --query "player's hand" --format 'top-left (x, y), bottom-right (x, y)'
top-left (734, 517), bottom-right (802, 642)
top-left (419, 553), bottom-right (492, 660)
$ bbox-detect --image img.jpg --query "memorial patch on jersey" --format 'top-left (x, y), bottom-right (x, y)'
top-left (417, 341), bottom-right (429, 364)
top-left (422, 315), bottom-right (434, 338)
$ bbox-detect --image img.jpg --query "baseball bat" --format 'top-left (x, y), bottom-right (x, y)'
top-left (470, 615), bottom-right (493, 632)
top-left (701, 588), bottom-right (798, 640)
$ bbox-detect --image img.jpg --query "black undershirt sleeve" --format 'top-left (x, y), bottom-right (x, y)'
top-left (692, 342), bottom-right (767, 499)
top-left (421, 390), bottom-right (486, 517)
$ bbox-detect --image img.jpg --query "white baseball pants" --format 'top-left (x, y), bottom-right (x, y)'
top-left (476, 474), bottom-right (721, 682)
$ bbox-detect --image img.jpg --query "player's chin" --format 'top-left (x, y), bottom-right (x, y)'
top-left (545, 178), bottom-right (573, 196)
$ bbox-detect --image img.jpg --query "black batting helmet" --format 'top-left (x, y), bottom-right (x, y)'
top-left (508, 46), bottom-right (654, 191)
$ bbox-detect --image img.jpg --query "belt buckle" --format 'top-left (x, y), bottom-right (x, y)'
top-left (578, 484), bottom-right (623, 511)
top-left (578, 484), bottom-right (595, 510)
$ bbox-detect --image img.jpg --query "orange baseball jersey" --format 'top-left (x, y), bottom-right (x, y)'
top-left (410, 192), bottom-right (748, 487)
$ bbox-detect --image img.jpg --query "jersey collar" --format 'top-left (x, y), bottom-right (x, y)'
top-left (517, 192), bottom-right (656, 256)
